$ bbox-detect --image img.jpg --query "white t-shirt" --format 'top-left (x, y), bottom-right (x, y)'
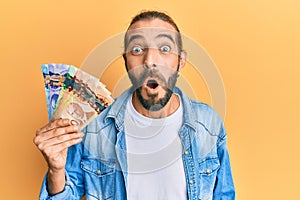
top-left (124, 95), bottom-right (187, 200)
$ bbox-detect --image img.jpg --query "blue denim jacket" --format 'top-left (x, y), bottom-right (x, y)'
top-left (39, 87), bottom-right (235, 200)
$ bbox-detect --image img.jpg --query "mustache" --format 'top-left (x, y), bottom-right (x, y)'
top-left (129, 68), bottom-right (168, 88)
top-left (128, 65), bottom-right (179, 92)
top-left (141, 69), bottom-right (167, 86)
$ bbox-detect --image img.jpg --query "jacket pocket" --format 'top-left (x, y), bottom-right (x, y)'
top-left (198, 157), bottom-right (220, 200)
top-left (81, 158), bottom-right (115, 200)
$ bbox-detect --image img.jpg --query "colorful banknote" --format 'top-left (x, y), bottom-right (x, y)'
top-left (41, 63), bottom-right (71, 120)
top-left (41, 64), bottom-right (51, 120)
top-left (41, 63), bottom-right (114, 130)
top-left (53, 65), bottom-right (77, 113)
top-left (48, 64), bottom-right (70, 119)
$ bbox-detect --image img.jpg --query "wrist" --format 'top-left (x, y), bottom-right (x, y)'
top-left (48, 167), bottom-right (65, 175)
top-left (47, 168), bottom-right (66, 195)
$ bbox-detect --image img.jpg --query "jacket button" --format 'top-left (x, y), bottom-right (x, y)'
top-left (97, 170), bottom-right (101, 175)
top-left (189, 180), bottom-right (194, 185)
top-left (206, 169), bottom-right (211, 174)
top-left (184, 151), bottom-right (189, 155)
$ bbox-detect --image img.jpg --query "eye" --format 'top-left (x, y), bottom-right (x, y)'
top-left (131, 46), bottom-right (144, 55)
top-left (160, 45), bottom-right (171, 53)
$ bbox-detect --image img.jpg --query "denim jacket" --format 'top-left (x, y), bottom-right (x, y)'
top-left (39, 87), bottom-right (235, 200)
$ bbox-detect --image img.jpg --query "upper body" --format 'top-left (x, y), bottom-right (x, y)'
top-left (34, 10), bottom-right (235, 200)
top-left (39, 87), bottom-right (235, 200)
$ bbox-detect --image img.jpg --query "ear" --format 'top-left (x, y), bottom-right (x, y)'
top-left (178, 50), bottom-right (187, 71)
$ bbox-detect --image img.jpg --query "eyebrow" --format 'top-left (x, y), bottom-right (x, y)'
top-left (155, 33), bottom-right (175, 44)
top-left (127, 34), bottom-right (145, 46)
top-left (127, 33), bottom-right (175, 45)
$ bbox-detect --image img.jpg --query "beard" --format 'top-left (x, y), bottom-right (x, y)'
top-left (128, 65), bottom-right (179, 111)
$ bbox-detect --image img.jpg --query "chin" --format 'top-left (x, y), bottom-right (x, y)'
top-left (135, 86), bottom-right (173, 111)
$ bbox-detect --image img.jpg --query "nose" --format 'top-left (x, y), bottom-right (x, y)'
top-left (144, 48), bottom-right (158, 68)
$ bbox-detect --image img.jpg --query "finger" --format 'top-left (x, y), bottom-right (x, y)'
top-left (37, 119), bottom-right (78, 135)
top-left (43, 137), bottom-right (83, 158)
top-left (34, 125), bottom-right (80, 145)
top-left (39, 132), bottom-right (84, 150)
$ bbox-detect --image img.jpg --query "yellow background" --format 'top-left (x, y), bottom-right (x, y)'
top-left (1, 0), bottom-right (299, 199)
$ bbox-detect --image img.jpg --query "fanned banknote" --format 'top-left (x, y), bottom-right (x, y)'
top-left (41, 63), bottom-right (114, 130)
top-left (41, 63), bottom-right (71, 120)
top-left (53, 65), bottom-right (77, 113)
top-left (41, 65), bottom-right (51, 120)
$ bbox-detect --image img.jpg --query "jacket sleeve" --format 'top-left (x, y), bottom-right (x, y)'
top-left (39, 142), bottom-right (85, 200)
top-left (213, 123), bottom-right (235, 200)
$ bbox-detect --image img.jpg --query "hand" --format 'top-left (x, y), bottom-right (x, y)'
top-left (34, 118), bottom-right (83, 171)
top-left (33, 118), bottom-right (83, 194)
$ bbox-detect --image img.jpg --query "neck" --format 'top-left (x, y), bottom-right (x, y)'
top-left (132, 92), bottom-right (180, 119)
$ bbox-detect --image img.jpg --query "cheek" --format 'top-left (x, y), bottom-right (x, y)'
top-left (167, 55), bottom-right (180, 68)
top-left (157, 54), bottom-right (179, 71)
top-left (126, 55), bottom-right (144, 69)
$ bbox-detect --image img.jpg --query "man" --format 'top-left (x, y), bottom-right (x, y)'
top-left (34, 11), bottom-right (235, 200)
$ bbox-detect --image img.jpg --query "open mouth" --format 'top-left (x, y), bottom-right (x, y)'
top-left (146, 79), bottom-right (159, 89)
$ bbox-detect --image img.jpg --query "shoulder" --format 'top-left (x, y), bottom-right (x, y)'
top-left (189, 100), bottom-right (225, 138)
top-left (175, 87), bottom-right (224, 137)
top-left (190, 100), bottom-right (221, 121)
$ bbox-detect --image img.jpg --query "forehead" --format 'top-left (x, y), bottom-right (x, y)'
top-left (126, 18), bottom-right (178, 41)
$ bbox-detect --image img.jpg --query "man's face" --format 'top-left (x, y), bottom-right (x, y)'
top-left (66, 103), bottom-right (84, 125)
top-left (124, 19), bottom-right (185, 111)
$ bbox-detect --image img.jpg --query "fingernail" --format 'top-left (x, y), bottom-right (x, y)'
top-left (71, 120), bottom-right (79, 125)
